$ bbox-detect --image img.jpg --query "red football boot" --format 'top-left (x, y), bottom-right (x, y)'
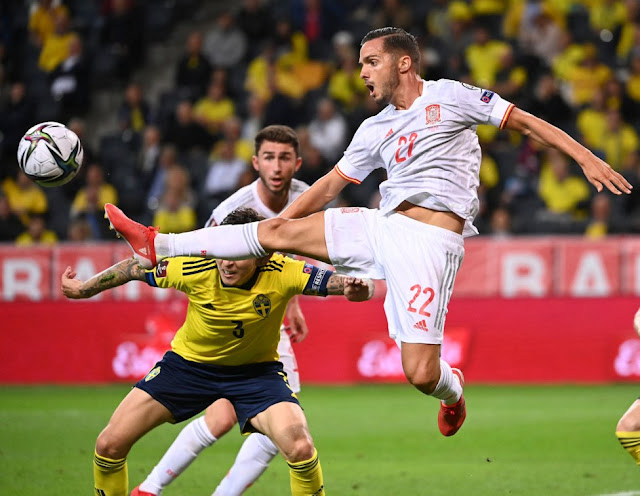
top-left (104, 203), bottom-right (158, 268)
top-left (437, 368), bottom-right (466, 437)
top-left (130, 485), bottom-right (157, 496)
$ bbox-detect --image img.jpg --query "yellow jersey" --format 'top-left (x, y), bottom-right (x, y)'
top-left (145, 253), bottom-right (331, 366)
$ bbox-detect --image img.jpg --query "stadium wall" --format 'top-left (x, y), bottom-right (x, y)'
top-left (1, 239), bottom-right (640, 384)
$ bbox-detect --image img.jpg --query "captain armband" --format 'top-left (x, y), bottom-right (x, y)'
top-left (301, 264), bottom-right (333, 297)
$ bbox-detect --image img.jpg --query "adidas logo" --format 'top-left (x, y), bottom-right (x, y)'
top-left (139, 247), bottom-right (148, 255)
top-left (385, 128), bottom-right (394, 138)
top-left (413, 320), bottom-right (428, 332)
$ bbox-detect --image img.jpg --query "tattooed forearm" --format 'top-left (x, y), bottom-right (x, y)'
top-left (79, 259), bottom-right (145, 297)
top-left (326, 274), bottom-right (346, 295)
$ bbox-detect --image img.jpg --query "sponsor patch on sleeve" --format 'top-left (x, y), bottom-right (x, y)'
top-left (480, 90), bottom-right (495, 103)
top-left (155, 260), bottom-right (169, 278)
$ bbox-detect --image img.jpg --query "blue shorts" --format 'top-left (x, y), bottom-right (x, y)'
top-left (135, 351), bottom-right (300, 433)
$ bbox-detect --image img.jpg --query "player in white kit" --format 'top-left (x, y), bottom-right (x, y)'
top-left (107, 28), bottom-right (632, 441)
top-left (132, 126), bottom-right (311, 496)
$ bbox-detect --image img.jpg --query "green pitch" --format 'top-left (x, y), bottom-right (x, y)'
top-left (0, 384), bottom-right (638, 495)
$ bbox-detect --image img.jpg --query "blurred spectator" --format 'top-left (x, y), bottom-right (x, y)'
top-left (538, 148), bottom-right (590, 221)
top-left (15, 213), bottom-right (57, 245)
top-left (193, 80), bottom-right (236, 136)
top-left (2, 170), bottom-right (48, 225)
top-left (290, 0), bottom-right (344, 59)
top-left (174, 30), bottom-right (212, 101)
top-left (491, 45), bottom-right (528, 105)
top-left (118, 82), bottom-right (152, 134)
top-left (0, 82), bottom-right (34, 172)
top-left (237, 0), bottom-right (273, 59)
top-left (465, 25), bottom-right (510, 87)
top-left (100, 0), bottom-right (144, 82)
top-left (0, 192), bottom-right (23, 242)
top-left (67, 214), bottom-right (94, 242)
top-left (296, 141), bottom-right (329, 186)
top-left (203, 10), bottom-right (247, 69)
top-left (241, 93), bottom-right (267, 142)
top-left (71, 183), bottom-right (113, 239)
top-left (38, 9), bottom-right (78, 73)
top-left (153, 187), bottom-right (197, 234)
top-left (28, 0), bottom-right (69, 47)
top-left (625, 49), bottom-right (640, 125)
top-left (616, 2), bottom-right (640, 63)
top-left (595, 108), bottom-right (639, 171)
top-left (551, 29), bottom-right (586, 82)
top-left (371, 0), bottom-right (412, 32)
top-left (203, 140), bottom-right (250, 206)
top-left (308, 97), bottom-right (348, 164)
top-left (138, 125), bottom-right (162, 186)
top-left (245, 42), bottom-right (305, 104)
top-left (70, 163), bottom-right (118, 218)
top-left (584, 193), bottom-right (623, 238)
top-left (563, 43), bottom-right (612, 107)
top-left (529, 73), bottom-right (573, 130)
top-left (576, 88), bottom-right (608, 149)
top-left (165, 100), bottom-right (212, 155)
top-left (147, 144), bottom-right (183, 211)
top-left (488, 207), bottom-right (512, 238)
top-left (211, 116), bottom-right (253, 164)
top-left (516, 5), bottom-right (564, 69)
top-left (50, 35), bottom-right (89, 122)
top-left (327, 42), bottom-right (367, 112)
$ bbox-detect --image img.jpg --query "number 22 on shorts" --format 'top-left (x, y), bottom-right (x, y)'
top-left (407, 284), bottom-right (435, 316)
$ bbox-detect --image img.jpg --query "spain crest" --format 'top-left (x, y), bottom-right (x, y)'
top-left (425, 104), bottom-right (441, 124)
top-left (253, 294), bottom-right (272, 317)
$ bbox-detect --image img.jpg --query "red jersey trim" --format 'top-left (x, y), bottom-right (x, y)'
top-left (499, 103), bottom-right (515, 130)
top-left (334, 165), bottom-right (362, 185)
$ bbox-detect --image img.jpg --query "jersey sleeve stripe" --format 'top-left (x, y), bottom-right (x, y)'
top-left (499, 103), bottom-right (515, 130)
top-left (335, 165), bottom-right (362, 185)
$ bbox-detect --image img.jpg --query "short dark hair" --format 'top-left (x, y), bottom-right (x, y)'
top-left (254, 125), bottom-right (299, 157)
top-left (220, 207), bottom-right (265, 226)
top-left (361, 27), bottom-right (420, 73)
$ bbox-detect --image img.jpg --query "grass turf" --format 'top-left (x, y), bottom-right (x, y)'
top-left (0, 384), bottom-right (638, 495)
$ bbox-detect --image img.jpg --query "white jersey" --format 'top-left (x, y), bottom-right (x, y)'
top-left (335, 79), bottom-right (514, 237)
top-left (205, 178), bottom-right (310, 226)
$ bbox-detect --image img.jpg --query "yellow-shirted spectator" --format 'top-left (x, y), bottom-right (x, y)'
top-left (15, 214), bottom-right (58, 246)
top-left (328, 49), bottom-right (367, 111)
top-left (70, 164), bottom-right (118, 216)
top-left (538, 149), bottom-right (590, 217)
top-left (595, 109), bottom-right (639, 171)
top-left (2, 171), bottom-right (48, 225)
top-left (38, 10), bottom-right (78, 72)
top-left (471, 0), bottom-right (508, 17)
top-left (465, 25), bottom-right (510, 87)
top-left (627, 52), bottom-right (640, 102)
top-left (153, 188), bottom-right (197, 234)
top-left (576, 89), bottom-right (608, 148)
top-left (210, 117), bottom-right (254, 164)
top-left (551, 31), bottom-right (586, 81)
top-left (28, 0), bottom-right (69, 46)
top-left (563, 43), bottom-right (612, 107)
top-left (193, 80), bottom-right (236, 135)
top-left (479, 152), bottom-right (500, 189)
top-left (492, 45), bottom-right (527, 102)
top-left (503, 0), bottom-right (566, 39)
top-left (589, 0), bottom-right (627, 33)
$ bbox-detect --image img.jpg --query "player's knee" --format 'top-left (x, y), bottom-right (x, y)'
top-left (204, 404), bottom-right (237, 438)
top-left (284, 436), bottom-right (315, 463)
top-left (404, 361), bottom-right (439, 394)
top-left (95, 429), bottom-right (129, 460)
top-left (617, 415), bottom-right (640, 432)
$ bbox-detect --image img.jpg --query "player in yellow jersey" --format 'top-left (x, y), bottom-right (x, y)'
top-left (616, 306), bottom-right (640, 466)
top-left (61, 207), bottom-right (374, 496)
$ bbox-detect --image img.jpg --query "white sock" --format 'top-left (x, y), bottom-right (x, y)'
top-left (139, 416), bottom-right (217, 495)
top-left (212, 433), bottom-right (279, 496)
top-left (155, 223), bottom-right (267, 260)
top-left (430, 359), bottom-right (462, 406)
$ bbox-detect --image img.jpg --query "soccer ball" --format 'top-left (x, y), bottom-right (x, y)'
top-left (17, 121), bottom-right (84, 187)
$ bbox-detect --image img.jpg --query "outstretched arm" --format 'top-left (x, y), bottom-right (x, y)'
top-left (280, 168), bottom-right (351, 219)
top-left (61, 258), bottom-right (146, 299)
top-left (326, 274), bottom-right (375, 302)
top-left (505, 107), bottom-right (632, 195)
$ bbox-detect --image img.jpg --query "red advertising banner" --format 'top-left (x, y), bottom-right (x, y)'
top-left (1, 297), bottom-right (638, 384)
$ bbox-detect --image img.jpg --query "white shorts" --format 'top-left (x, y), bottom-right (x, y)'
top-left (325, 208), bottom-right (464, 345)
top-left (278, 326), bottom-right (300, 393)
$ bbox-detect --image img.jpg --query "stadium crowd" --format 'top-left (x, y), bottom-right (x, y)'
top-left (1, 0), bottom-right (640, 244)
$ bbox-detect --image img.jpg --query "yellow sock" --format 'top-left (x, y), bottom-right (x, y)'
top-left (616, 431), bottom-right (640, 465)
top-left (287, 449), bottom-right (325, 496)
top-left (93, 451), bottom-right (128, 496)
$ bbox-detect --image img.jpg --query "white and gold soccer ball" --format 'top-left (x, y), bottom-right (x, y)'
top-left (17, 121), bottom-right (84, 187)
